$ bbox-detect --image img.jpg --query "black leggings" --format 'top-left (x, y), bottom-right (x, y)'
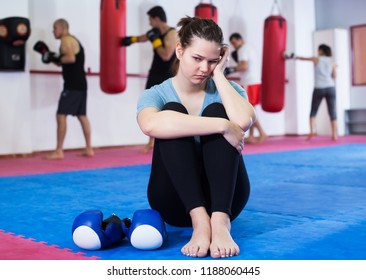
top-left (147, 102), bottom-right (251, 227)
top-left (310, 87), bottom-right (337, 120)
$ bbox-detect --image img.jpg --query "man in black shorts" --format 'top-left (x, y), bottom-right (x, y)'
top-left (44, 18), bottom-right (94, 159)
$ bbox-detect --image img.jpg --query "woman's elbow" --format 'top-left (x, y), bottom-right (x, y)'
top-left (138, 116), bottom-right (154, 136)
top-left (139, 122), bottom-right (154, 136)
top-left (242, 112), bottom-right (257, 131)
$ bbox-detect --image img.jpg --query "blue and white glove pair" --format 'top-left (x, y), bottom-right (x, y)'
top-left (72, 209), bottom-right (167, 251)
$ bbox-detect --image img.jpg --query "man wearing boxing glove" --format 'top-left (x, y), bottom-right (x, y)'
top-left (38, 18), bottom-right (94, 159)
top-left (33, 40), bottom-right (61, 64)
top-left (228, 32), bottom-right (267, 144)
top-left (121, 6), bottom-right (177, 152)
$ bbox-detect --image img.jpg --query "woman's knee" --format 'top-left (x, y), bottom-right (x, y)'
top-left (162, 102), bottom-right (188, 114)
top-left (202, 103), bottom-right (228, 119)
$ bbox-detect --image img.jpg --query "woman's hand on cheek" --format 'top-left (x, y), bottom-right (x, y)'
top-left (212, 44), bottom-right (230, 77)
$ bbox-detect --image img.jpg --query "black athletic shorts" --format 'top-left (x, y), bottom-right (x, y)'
top-left (57, 89), bottom-right (87, 116)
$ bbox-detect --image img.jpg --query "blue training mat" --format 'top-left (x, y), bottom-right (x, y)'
top-left (0, 144), bottom-right (365, 260)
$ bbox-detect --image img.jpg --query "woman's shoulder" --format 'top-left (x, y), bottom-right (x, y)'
top-left (138, 79), bottom-right (174, 113)
top-left (142, 78), bottom-right (178, 104)
top-left (319, 55), bottom-right (332, 61)
top-left (147, 78), bottom-right (172, 93)
top-left (318, 55), bottom-right (334, 65)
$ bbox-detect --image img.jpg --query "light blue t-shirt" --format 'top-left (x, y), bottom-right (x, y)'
top-left (315, 56), bottom-right (335, 89)
top-left (137, 78), bottom-right (248, 116)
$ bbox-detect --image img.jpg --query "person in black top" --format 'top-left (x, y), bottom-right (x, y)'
top-left (121, 6), bottom-right (177, 152)
top-left (45, 18), bottom-right (94, 159)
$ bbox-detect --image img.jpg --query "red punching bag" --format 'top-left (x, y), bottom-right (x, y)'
top-left (261, 3), bottom-right (287, 112)
top-left (194, 0), bottom-right (218, 23)
top-left (100, 0), bottom-right (126, 94)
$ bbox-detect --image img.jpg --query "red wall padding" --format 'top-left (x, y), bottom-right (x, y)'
top-left (261, 15), bottom-right (287, 112)
top-left (194, 2), bottom-right (218, 23)
top-left (100, 0), bottom-right (126, 94)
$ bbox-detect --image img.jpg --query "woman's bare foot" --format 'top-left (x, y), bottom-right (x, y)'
top-left (141, 143), bottom-right (154, 153)
top-left (81, 147), bottom-right (94, 157)
top-left (44, 151), bottom-right (64, 160)
top-left (332, 135), bottom-right (338, 141)
top-left (141, 138), bottom-right (154, 153)
top-left (257, 133), bottom-right (267, 144)
top-left (210, 212), bottom-right (240, 258)
top-left (306, 133), bottom-right (315, 141)
top-left (245, 136), bottom-right (256, 144)
top-left (181, 208), bottom-right (211, 258)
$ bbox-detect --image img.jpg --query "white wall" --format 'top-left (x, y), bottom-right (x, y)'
top-left (0, 0), bottom-right (32, 155)
top-left (1, 0), bottom-right (321, 155)
top-left (284, 0), bottom-right (317, 135)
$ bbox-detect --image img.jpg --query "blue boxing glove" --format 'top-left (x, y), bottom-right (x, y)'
top-left (123, 209), bottom-right (167, 250)
top-left (72, 209), bottom-right (128, 250)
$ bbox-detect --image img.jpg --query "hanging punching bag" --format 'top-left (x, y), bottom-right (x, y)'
top-left (100, 0), bottom-right (126, 94)
top-left (261, 4), bottom-right (287, 112)
top-left (194, 0), bottom-right (218, 23)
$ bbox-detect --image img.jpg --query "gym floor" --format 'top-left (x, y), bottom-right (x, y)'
top-left (0, 135), bottom-right (365, 260)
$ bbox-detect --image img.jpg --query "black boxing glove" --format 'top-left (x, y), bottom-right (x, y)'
top-left (146, 28), bottom-right (162, 49)
top-left (231, 50), bottom-right (238, 63)
top-left (121, 36), bottom-right (139, 46)
top-left (34, 41), bottom-right (61, 64)
top-left (224, 67), bottom-right (236, 76)
top-left (42, 51), bottom-right (61, 64)
top-left (33, 41), bottom-right (50, 55)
